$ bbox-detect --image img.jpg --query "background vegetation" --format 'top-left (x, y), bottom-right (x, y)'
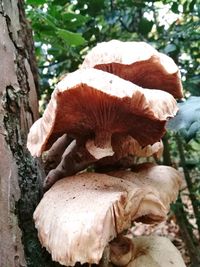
top-left (25, 1), bottom-right (200, 266)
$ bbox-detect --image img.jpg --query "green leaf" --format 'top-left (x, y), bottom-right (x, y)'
top-left (171, 2), bottom-right (179, 14)
top-left (62, 13), bottom-right (90, 29)
top-left (56, 28), bottom-right (86, 46)
top-left (167, 97), bottom-right (200, 141)
top-left (52, 0), bottom-right (67, 5)
top-left (164, 44), bottom-right (177, 54)
top-left (138, 18), bottom-right (153, 35)
top-left (26, 0), bottom-right (46, 5)
top-left (86, 0), bottom-right (105, 16)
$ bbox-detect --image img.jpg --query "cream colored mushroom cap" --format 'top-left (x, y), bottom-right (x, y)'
top-left (34, 173), bottom-right (137, 266)
top-left (110, 235), bottom-right (186, 267)
top-left (34, 165), bottom-right (181, 266)
top-left (81, 40), bottom-right (183, 98)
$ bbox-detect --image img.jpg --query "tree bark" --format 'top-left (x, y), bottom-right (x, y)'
top-left (0, 0), bottom-right (46, 266)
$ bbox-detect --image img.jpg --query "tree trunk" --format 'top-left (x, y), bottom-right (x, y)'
top-left (0, 0), bottom-right (47, 266)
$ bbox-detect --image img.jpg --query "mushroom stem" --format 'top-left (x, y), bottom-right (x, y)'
top-left (43, 140), bottom-right (97, 191)
top-left (86, 139), bottom-right (115, 160)
top-left (43, 134), bottom-right (73, 174)
top-left (94, 130), bottom-right (112, 149)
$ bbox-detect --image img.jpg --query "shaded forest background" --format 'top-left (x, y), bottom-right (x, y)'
top-left (5, 0), bottom-right (199, 266)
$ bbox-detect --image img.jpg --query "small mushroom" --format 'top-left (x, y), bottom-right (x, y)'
top-left (43, 140), bottom-right (97, 191)
top-left (27, 68), bottom-right (178, 158)
top-left (43, 135), bottom-right (163, 190)
top-left (112, 136), bottom-right (163, 159)
top-left (109, 235), bottom-right (186, 267)
top-left (34, 165), bottom-right (181, 266)
top-left (81, 40), bottom-right (183, 99)
top-left (94, 136), bottom-right (163, 169)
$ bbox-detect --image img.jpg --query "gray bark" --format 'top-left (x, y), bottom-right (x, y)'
top-left (0, 0), bottom-right (45, 266)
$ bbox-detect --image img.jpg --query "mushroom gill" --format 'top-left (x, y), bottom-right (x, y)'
top-left (27, 68), bottom-right (178, 158)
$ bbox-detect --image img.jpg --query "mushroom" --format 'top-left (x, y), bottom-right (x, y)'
top-left (43, 140), bottom-right (97, 191)
top-left (111, 136), bottom-right (163, 159)
top-left (108, 164), bottom-right (182, 223)
top-left (43, 134), bottom-right (73, 174)
top-left (43, 135), bottom-right (163, 190)
top-left (34, 173), bottom-right (139, 266)
top-left (81, 40), bottom-right (183, 99)
top-left (109, 235), bottom-right (186, 267)
top-left (94, 136), bottom-right (163, 171)
top-left (33, 164), bottom-right (181, 266)
top-left (27, 68), bottom-right (178, 159)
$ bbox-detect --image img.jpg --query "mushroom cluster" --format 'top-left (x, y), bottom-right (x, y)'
top-left (27, 40), bottom-right (185, 267)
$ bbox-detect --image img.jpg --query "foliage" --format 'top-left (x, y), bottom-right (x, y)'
top-left (167, 97), bottom-right (200, 142)
top-left (25, 0), bottom-right (200, 98)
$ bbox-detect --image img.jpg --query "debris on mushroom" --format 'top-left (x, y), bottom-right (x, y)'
top-left (109, 235), bottom-right (186, 267)
top-left (34, 165), bottom-right (181, 265)
top-left (108, 164), bottom-right (182, 223)
top-left (81, 40), bottom-right (183, 98)
top-left (27, 68), bottom-right (178, 158)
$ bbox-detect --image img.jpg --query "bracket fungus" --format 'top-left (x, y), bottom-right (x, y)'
top-left (81, 40), bottom-right (183, 99)
top-left (109, 235), bottom-right (186, 267)
top-left (33, 164), bottom-right (181, 266)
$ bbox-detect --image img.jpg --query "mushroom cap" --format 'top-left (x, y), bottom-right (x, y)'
top-left (110, 235), bottom-right (186, 267)
top-left (27, 68), bottom-right (178, 157)
top-left (91, 137), bottom-right (163, 170)
top-left (81, 40), bottom-right (183, 99)
top-left (108, 164), bottom-right (182, 223)
top-left (33, 173), bottom-right (139, 266)
top-left (34, 165), bottom-right (181, 266)
top-left (112, 136), bottom-right (163, 159)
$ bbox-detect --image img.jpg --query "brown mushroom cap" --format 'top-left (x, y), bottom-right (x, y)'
top-left (34, 165), bottom-right (181, 265)
top-left (27, 68), bottom-right (178, 157)
top-left (110, 235), bottom-right (186, 267)
top-left (81, 40), bottom-right (183, 99)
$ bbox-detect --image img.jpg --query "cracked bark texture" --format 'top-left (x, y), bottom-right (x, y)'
top-left (0, 1), bottom-right (49, 266)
